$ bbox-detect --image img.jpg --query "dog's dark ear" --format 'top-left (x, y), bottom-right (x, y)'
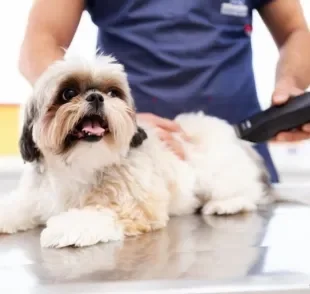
top-left (130, 126), bottom-right (147, 148)
top-left (19, 102), bottom-right (41, 162)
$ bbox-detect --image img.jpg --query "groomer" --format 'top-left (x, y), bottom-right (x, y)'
top-left (19, 0), bottom-right (310, 183)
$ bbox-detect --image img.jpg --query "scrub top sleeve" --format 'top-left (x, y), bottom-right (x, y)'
top-left (253, 0), bottom-right (276, 10)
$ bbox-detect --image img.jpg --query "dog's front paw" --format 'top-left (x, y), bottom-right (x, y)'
top-left (40, 208), bottom-right (124, 248)
top-left (0, 221), bottom-right (36, 234)
top-left (0, 209), bottom-right (37, 234)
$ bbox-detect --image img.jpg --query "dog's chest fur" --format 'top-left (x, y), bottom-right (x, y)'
top-left (37, 145), bottom-right (114, 212)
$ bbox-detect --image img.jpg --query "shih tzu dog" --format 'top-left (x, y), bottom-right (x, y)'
top-left (0, 55), bottom-right (277, 248)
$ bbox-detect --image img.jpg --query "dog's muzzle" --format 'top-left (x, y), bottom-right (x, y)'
top-left (86, 93), bottom-right (104, 113)
top-left (69, 108), bottom-right (110, 143)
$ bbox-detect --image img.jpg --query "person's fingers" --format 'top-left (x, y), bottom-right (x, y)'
top-left (273, 130), bottom-right (310, 142)
top-left (272, 85), bottom-right (304, 105)
top-left (157, 128), bottom-right (174, 141)
top-left (153, 116), bottom-right (191, 141)
top-left (302, 123), bottom-right (310, 132)
top-left (271, 83), bottom-right (307, 141)
top-left (167, 142), bottom-right (186, 160)
top-left (271, 126), bottom-right (310, 142)
top-left (138, 112), bottom-right (191, 141)
top-left (157, 129), bottom-right (186, 160)
top-left (272, 94), bottom-right (289, 105)
top-left (153, 116), bottom-right (181, 132)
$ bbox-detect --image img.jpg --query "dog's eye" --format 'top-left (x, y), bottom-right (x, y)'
top-left (62, 88), bottom-right (79, 101)
top-left (107, 89), bottom-right (121, 98)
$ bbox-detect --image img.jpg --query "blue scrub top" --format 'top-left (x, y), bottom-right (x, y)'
top-left (85, 0), bottom-right (279, 182)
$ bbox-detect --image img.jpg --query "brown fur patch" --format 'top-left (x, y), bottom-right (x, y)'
top-left (121, 219), bottom-right (152, 236)
top-left (41, 95), bottom-right (87, 153)
top-left (82, 169), bottom-right (169, 237)
top-left (52, 74), bottom-right (128, 104)
top-left (83, 196), bottom-right (154, 237)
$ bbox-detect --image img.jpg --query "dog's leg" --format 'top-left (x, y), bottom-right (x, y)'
top-left (117, 205), bottom-right (168, 237)
top-left (201, 175), bottom-right (273, 216)
top-left (202, 195), bottom-right (259, 215)
top-left (0, 169), bottom-right (59, 234)
top-left (200, 161), bottom-right (267, 215)
top-left (195, 143), bottom-right (270, 216)
top-left (40, 206), bottom-right (124, 248)
top-left (0, 188), bottom-right (41, 234)
top-left (79, 181), bottom-right (170, 239)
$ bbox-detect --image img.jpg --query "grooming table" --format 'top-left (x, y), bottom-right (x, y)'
top-left (1, 171), bottom-right (310, 294)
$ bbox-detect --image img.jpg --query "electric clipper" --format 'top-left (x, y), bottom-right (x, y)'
top-left (234, 92), bottom-right (310, 143)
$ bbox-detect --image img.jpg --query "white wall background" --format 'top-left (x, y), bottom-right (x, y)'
top-left (1, 0), bottom-right (310, 180)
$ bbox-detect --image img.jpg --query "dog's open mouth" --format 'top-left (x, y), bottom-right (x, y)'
top-left (70, 115), bottom-right (110, 142)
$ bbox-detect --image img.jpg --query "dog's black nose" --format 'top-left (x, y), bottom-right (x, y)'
top-left (86, 93), bottom-right (104, 110)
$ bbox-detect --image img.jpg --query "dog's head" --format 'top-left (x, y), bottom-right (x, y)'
top-left (19, 55), bottom-right (139, 167)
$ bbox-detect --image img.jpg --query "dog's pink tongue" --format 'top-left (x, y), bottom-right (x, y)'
top-left (82, 119), bottom-right (105, 136)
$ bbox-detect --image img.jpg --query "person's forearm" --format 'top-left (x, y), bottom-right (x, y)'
top-left (19, 35), bottom-right (65, 86)
top-left (275, 29), bottom-right (310, 90)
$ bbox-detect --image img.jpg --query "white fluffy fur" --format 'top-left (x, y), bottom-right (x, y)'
top-left (0, 55), bottom-right (277, 248)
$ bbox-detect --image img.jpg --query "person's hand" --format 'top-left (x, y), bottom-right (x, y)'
top-left (271, 79), bottom-right (310, 142)
top-left (137, 113), bottom-right (190, 160)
